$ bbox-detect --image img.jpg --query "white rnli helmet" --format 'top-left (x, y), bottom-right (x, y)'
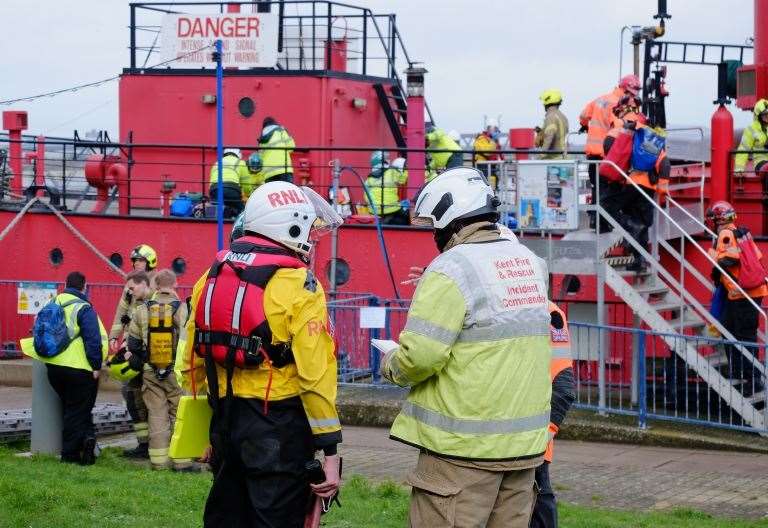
top-left (413, 167), bottom-right (499, 230)
top-left (243, 181), bottom-right (342, 255)
top-left (391, 157), bottom-right (406, 171)
top-left (224, 148), bottom-right (242, 158)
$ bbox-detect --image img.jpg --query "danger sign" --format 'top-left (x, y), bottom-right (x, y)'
top-left (160, 13), bottom-right (279, 68)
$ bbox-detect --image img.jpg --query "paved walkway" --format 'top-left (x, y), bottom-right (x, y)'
top-left (4, 386), bottom-right (768, 518)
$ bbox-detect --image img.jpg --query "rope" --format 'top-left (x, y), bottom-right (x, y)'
top-left (0, 197), bottom-right (126, 279)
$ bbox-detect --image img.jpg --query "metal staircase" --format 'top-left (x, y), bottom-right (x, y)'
top-left (593, 168), bottom-right (768, 429)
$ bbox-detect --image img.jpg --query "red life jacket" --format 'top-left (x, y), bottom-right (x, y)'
top-left (194, 236), bottom-right (306, 369)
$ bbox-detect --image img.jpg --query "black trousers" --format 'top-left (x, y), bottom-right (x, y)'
top-left (209, 183), bottom-right (244, 218)
top-left (265, 173), bottom-right (294, 184)
top-left (721, 297), bottom-right (764, 392)
top-left (380, 209), bottom-right (410, 226)
top-left (445, 151), bottom-right (464, 169)
top-left (601, 185), bottom-right (655, 261)
top-left (530, 461), bottom-right (557, 528)
top-left (204, 396), bottom-right (314, 528)
top-left (46, 364), bottom-right (98, 462)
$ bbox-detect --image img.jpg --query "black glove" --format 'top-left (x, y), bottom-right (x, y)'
top-left (711, 267), bottom-right (722, 283)
top-left (579, 124), bottom-right (588, 133)
top-left (623, 120), bottom-right (637, 130)
top-left (128, 353), bottom-right (144, 372)
top-left (120, 314), bottom-right (131, 326)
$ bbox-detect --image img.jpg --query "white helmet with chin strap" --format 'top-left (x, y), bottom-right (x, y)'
top-left (243, 181), bottom-right (342, 256)
top-left (413, 167), bottom-right (500, 230)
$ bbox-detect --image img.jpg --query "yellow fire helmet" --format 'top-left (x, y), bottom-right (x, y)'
top-left (539, 89), bottom-right (563, 106)
top-left (130, 244), bottom-right (158, 270)
top-left (106, 352), bottom-right (141, 382)
top-left (754, 99), bottom-right (768, 118)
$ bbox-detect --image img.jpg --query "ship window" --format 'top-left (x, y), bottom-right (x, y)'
top-left (172, 257), bottom-right (187, 276)
top-left (325, 258), bottom-right (350, 287)
top-left (562, 274), bottom-right (581, 295)
top-left (49, 248), bottom-right (63, 266)
top-left (109, 252), bottom-right (123, 268)
top-left (238, 97), bottom-right (255, 118)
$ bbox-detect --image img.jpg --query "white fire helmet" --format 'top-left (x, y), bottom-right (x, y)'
top-left (413, 167), bottom-right (499, 230)
top-left (486, 117), bottom-right (499, 129)
top-left (224, 148), bottom-right (242, 158)
top-left (243, 181), bottom-right (342, 255)
top-left (391, 157), bottom-right (406, 171)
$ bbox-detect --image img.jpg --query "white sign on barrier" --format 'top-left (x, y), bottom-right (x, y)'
top-left (516, 160), bottom-right (579, 231)
top-left (359, 307), bottom-right (387, 329)
top-left (17, 282), bottom-right (57, 315)
top-left (160, 13), bottom-right (279, 68)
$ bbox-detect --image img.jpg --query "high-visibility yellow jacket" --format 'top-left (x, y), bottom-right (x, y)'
top-left (177, 267), bottom-right (341, 448)
top-left (735, 119), bottom-right (768, 172)
top-left (259, 126), bottom-right (296, 181)
top-left (426, 129), bottom-right (461, 171)
top-left (473, 133), bottom-right (501, 163)
top-left (382, 236), bottom-right (552, 461)
top-left (23, 292), bottom-right (108, 372)
top-left (209, 155), bottom-right (254, 196)
top-left (536, 107), bottom-right (569, 159)
top-left (364, 167), bottom-right (408, 216)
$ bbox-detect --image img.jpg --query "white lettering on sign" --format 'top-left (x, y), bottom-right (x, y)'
top-left (160, 13), bottom-right (279, 68)
top-left (223, 251), bottom-right (256, 265)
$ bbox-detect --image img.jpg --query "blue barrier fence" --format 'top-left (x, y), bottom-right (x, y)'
top-left (328, 295), bottom-right (768, 434)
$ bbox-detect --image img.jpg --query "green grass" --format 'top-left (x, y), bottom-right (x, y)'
top-left (0, 447), bottom-right (766, 528)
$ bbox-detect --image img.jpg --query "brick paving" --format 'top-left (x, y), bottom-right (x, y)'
top-left (340, 426), bottom-right (768, 519)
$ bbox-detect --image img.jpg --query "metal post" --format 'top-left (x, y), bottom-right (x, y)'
top-left (130, 5), bottom-right (137, 69)
top-left (325, 4), bottom-right (332, 70)
top-left (595, 165), bottom-right (607, 412)
top-left (369, 297), bottom-right (381, 383)
top-left (215, 39), bottom-right (224, 251)
top-left (62, 144), bottom-right (67, 210)
top-left (31, 360), bottom-right (62, 455)
top-left (329, 159), bottom-right (341, 293)
top-left (362, 11), bottom-right (367, 75)
top-left (631, 314), bottom-right (640, 405)
top-left (638, 330), bottom-right (648, 429)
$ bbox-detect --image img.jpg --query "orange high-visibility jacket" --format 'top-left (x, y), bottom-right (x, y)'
top-left (545, 302), bottom-right (574, 463)
top-left (580, 87), bottom-right (624, 157)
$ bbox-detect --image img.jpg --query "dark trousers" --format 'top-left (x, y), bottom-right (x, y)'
top-left (445, 151), bottom-right (464, 169)
top-left (530, 462), bottom-right (557, 528)
top-left (204, 396), bottom-right (314, 528)
top-left (45, 364), bottom-right (98, 463)
top-left (381, 209), bottom-right (410, 226)
top-left (601, 185), bottom-right (655, 262)
top-left (265, 173), bottom-right (294, 184)
top-left (209, 183), bottom-right (244, 218)
top-left (721, 297), bottom-right (764, 392)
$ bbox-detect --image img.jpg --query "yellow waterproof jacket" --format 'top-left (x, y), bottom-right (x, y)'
top-left (177, 267), bottom-right (341, 448)
top-left (735, 119), bottom-right (768, 172)
top-left (426, 129), bottom-right (461, 171)
top-left (259, 126), bottom-right (296, 181)
top-left (382, 235), bottom-right (552, 461)
top-left (364, 167), bottom-right (408, 216)
top-left (209, 155), bottom-right (253, 196)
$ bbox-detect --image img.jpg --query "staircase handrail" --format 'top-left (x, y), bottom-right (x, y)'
top-left (591, 159), bottom-right (768, 374)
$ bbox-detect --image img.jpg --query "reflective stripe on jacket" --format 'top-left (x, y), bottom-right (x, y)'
top-left (708, 223), bottom-right (768, 300)
top-left (259, 126), bottom-right (296, 180)
top-left (536, 107), bottom-right (570, 159)
top-left (364, 167), bottom-right (408, 216)
top-left (580, 87), bottom-right (623, 157)
top-left (426, 129), bottom-right (461, 171)
top-left (735, 119), bottom-right (768, 171)
top-left (209, 155), bottom-right (252, 194)
top-left (383, 238), bottom-right (552, 460)
top-left (24, 292), bottom-right (108, 372)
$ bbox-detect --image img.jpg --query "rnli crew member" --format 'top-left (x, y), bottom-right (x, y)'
top-left (602, 111), bottom-right (670, 272)
top-left (209, 148), bottom-right (251, 218)
top-left (111, 246), bottom-right (158, 459)
top-left (382, 167), bottom-right (552, 528)
top-left (735, 98), bottom-right (768, 187)
top-left (579, 75), bottom-right (641, 228)
top-left (246, 152), bottom-right (265, 194)
top-left (426, 125), bottom-right (462, 182)
top-left (258, 116), bottom-right (296, 183)
top-left (179, 181), bottom-right (343, 527)
top-left (125, 269), bottom-right (188, 470)
top-left (706, 201), bottom-right (768, 395)
top-left (28, 271), bottom-right (108, 465)
top-left (536, 89), bottom-right (569, 160)
top-left (531, 302), bottom-right (576, 528)
top-left (364, 151), bottom-right (409, 225)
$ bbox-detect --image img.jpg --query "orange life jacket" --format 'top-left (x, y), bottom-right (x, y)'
top-left (545, 302), bottom-right (573, 463)
top-left (708, 223), bottom-right (768, 300)
top-left (580, 87), bottom-right (624, 157)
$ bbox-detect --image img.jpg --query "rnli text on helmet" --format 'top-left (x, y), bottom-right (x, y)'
top-left (267, 190), bottom-right (308, 208)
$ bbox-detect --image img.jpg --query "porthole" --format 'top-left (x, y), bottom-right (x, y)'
top-left (563, 274), bottom-right (581, 294)
top-left (109, 252), bottom-right (124, 268)
top-left (238, 97), bottom-right (255, 118)
top-left (49, 248), bottom-right (63, 266)
top-left (172, 257), bottom-right (187, 276)
top-left (325, 258), bottom-right (350, 287)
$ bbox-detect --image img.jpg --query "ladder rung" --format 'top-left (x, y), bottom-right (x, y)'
top-left (651, 300), bottom-right (684, 312)
top-left (704, 351), bottom-right (728, 367)
top-left (668, 316), bottom-right (705, 329)
top-left (748, 390), bottom-right (766, 404)
top-left (635, 282), bottom-right (667, 295)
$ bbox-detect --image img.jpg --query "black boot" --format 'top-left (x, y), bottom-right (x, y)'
top-left (122, 442), bottom-right (149, 459)
top-left (80, 437), bottom-right (97, 466)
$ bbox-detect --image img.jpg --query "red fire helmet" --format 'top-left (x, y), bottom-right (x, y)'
top-left (619, 74), bottom-right (641, 95)
top-left (705, 200), bottom-right (737, 228)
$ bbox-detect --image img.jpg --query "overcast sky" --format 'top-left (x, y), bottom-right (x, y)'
top-left (0, 0), bottom-right (757, 139)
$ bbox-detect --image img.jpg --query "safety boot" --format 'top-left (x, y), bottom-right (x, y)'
top-left (122, 442), bottom-right (149, 459)
top-left (80, 437), bottom-right (97, 466)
